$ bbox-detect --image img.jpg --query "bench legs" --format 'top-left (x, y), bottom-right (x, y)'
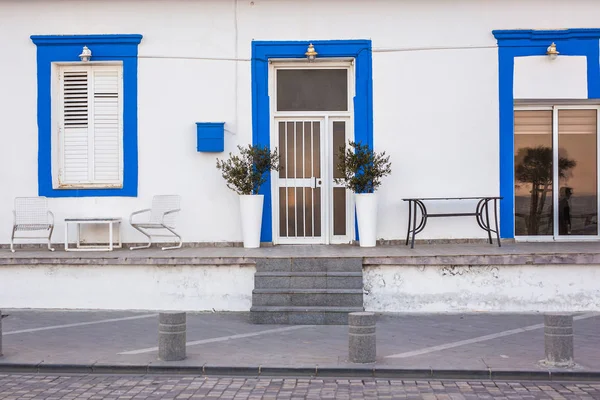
top-left (405, 198), bottom-right (501, 248)
top-left (405, 200), bottom-right (412, 246)
top-left (493, 198), bottom-right (501, 247)
top-left (475, 198), bottom-right (501, 248)
top-left (405, 200), bottom-right (428, 249)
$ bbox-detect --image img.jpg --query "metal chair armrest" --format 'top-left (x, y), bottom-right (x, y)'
top-left (160, 208), bottom-right (181, 225)
top-left (130, 208), bottom-right (151, 225)
top-left (48, 210), bottom-right (55, 227)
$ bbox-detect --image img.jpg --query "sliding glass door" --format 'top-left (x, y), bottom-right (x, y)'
top-left (514, 106), bottom-right (599, 239)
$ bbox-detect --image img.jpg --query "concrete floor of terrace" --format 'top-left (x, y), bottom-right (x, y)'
top-left (1, 241), bottom-right (600, 265)
top-left (1, 310), bottom-right (599, 379)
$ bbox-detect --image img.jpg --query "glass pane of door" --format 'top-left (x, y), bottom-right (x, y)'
top-left (514, 110), bottom-right (554, 236)
top-left (557, 109), bottom-right (598, 236)
top-left (276, 69), bottom-right (348, 112)
top-left (278, 120), bottom-right (322, 239)
top-left (332, 121), bottom-right (347, 236)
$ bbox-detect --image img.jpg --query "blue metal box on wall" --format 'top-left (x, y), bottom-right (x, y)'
top-left (196, 122), bottom-right (225, 152)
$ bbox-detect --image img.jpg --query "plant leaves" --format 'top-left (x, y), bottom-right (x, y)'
top-left (334, 141), bottom-right (392, 193)
top-left (216, 145), bottom-right (280, 195)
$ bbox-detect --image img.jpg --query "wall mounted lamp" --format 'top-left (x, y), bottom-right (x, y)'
top-left (546, 42), bottom-right (559, 60)
top-left (79, 46), bottom-right (92, 62)
top-left (305, 43), bottom-right (317, 62)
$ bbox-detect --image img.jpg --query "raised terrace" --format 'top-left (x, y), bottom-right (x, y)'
top-left (2, 241), bottom-right (600, 263)
top-left (0, 242), bottom-right (599, 314)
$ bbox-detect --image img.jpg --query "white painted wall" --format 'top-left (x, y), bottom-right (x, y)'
top-left (3, 261), bottom-right (599, 312)
top-left (0, 0), bottom-right (599, 243)
top-left (0, 264), bottom-right (255, 311)
top-left (514, 56), bottom-right (588, 99)
top-left (364, 264), bottom-right (600, 312)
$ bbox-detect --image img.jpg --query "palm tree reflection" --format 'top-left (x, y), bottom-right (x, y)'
top-left (515, 146), bottom-right (576, 235)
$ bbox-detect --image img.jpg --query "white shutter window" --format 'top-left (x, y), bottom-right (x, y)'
top-left (60, 68), bottom-right (90, 184)
top-left (92, 68), bottom-right (122, 183)
top-left (58, 64), bottom-right (123, 188)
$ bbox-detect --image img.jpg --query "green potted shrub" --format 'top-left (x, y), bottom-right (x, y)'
top-left (216, 144), bottom-right (280, 248)
top-left (336, 141), bottom-right (392, 247)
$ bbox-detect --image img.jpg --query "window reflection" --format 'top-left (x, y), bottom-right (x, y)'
top-left (514, 110), bottom-right (554, 235)
top-left (514, 108), bottom-right (598, 237)
top-left (557, 109), bottom-right (597, 236)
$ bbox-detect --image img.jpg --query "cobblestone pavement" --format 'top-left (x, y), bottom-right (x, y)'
top-left (0, 375), bottom-right (599, 400)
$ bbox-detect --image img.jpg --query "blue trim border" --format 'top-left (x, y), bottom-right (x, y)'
top-left (251, 40), bottom-right (373, 242)
top-left (31, 34), bottom-right (143, 197)
top-left (492, 29), bottom-right (600, 238)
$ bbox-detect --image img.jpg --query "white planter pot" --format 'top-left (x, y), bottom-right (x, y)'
top-left (239, 194), bottom-right (264, 248)
top-left (355, 193), bottom-right (378, 247)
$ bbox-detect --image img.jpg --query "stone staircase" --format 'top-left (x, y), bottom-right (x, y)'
top-left (249, 257), bottom-right (364, 325)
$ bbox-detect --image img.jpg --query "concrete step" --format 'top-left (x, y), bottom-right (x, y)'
top-left (254, 257), bottom-right (363, 273)
top-left (252, 288), bottom-right (363, 307)
top-left (249, 306), bottom-right (363, 325)
top-left (254, 271), bottom-right (363, 289)
top-left (251, 257), bottom-right (365, 325)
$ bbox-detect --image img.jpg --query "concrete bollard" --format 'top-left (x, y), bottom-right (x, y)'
top-left (349, 312), bottom-right (376, 363)
top-left (158, 312), bottom-right (186, 361)
top-left (544, 313), bottom-right (574, 367)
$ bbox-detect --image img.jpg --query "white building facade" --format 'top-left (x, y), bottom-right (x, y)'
top-left (1, 0), bottom-right (599, 246)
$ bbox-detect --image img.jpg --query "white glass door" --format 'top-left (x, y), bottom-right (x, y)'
top-left (514, 105), bottom-right (600, 240)
top-left (276, 119), bottom-right (324, 244)
top-left (270, 60), bottom-right (354, 244)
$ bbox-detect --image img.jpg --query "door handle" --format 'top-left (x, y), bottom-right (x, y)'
top-left (310, 177), bottom-right (323, 188)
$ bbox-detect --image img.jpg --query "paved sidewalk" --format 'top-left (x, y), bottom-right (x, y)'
top-left (1, 310), bottom-right (599, 379)
top-left (2, 374), bottom-right (600, 399)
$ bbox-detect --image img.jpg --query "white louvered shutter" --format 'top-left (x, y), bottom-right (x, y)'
top-left (58, 64), bottom-right (123, 187)
top-left (91, 68), bottom-right (122, 184)
top-left (60, 68), bottom-right (90, 184)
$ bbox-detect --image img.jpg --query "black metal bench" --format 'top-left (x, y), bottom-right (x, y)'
top-left (402, 196), bottom-right (503, 249)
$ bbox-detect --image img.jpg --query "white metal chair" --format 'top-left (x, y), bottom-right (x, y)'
top-left (129, 195), bottom-right (182, 250)
top-left (10, 197), bottom-right (55, 252)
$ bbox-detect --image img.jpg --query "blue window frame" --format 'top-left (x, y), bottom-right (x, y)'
top-left (30, 34), bottom-right (143, 197)
top-left (251, 40), bottom-right (374, 242)
top-left (492, 29), bottom-right (600, 238)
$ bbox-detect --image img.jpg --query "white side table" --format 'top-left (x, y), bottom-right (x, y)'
top-left (64, 218), bottom-right (122, 252)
